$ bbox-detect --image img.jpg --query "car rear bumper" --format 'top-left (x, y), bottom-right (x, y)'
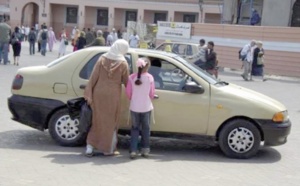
top-left (259, 119), bottom-right (291, 146)
top-left (8, 95), bottom-right (65, 131)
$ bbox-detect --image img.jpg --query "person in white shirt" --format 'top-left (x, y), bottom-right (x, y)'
top-left (24, 25), bottom-right (30, 41)
top-left (106, 28), bottom-right (118, 46)
top-left (240, 40), bottom-right (256, 81)
top-left (71, 26), bottom-right (77, 40)
top-left (129, 31), bottom-right (140, 48)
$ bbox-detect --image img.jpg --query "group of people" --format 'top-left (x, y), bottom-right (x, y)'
top-left (192, 39), bottom-right (218, 78)
top-left (69, 26), bottom-right (140, 52)
top-left (83, 39), bottom-right (154, 159)
top-left (240, 40), bottom-right (266, 81)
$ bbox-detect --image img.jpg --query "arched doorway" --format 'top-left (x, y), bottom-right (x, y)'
top-left (21, 2), bottom-right (39, 27)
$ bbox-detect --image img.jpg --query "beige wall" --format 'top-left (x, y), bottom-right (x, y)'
top-left (191, 24), bottom-right (300, 77)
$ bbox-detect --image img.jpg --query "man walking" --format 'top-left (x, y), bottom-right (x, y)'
top-left (240, 40), bottom-right (256, 81)
top-left (86, 30), bottom-right (105, 47)
top-left (129, 31), bottom-right (140, 48)
top-left (39, 25), bottom-right (48, 56)
top-left (28, 27), bottom-right (36, 55)
top-left (0, 19), bottom-right (11, 65)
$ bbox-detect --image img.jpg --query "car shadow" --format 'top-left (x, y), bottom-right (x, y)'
top-left (0, 130), bottom-right (281, 165)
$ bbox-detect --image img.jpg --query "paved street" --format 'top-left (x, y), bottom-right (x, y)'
top-left (0, 42), bottom-right (300, 186)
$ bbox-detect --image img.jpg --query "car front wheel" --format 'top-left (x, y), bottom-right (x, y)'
top-left (48, 108), bottom-right (87, 146)
top-left (219, 119), bottom-right (261, 159)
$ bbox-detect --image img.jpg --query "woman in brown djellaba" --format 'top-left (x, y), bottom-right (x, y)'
top-left (84, 39), bottom-right (129, 156)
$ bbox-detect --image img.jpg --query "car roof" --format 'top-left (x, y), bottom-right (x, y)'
top-left (83, 46), bottom-right (179, 58)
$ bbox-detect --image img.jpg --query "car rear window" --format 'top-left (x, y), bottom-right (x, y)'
top-left (79, 53), bottom-right (133, 80)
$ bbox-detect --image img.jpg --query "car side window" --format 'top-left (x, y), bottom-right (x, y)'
top-left (80, 53), bottom-right (133, 80)
top-left (148, 58), bottom-right (195, 92)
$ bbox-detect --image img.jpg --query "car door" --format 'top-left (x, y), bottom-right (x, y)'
top-left (71, 51), bottom-right (134, 126)
top-left (146, 55), bottom-right (210, 135)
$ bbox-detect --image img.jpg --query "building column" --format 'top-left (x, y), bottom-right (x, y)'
top-left (108, 6), bottom-right (115, 29)
top-left (78, 5), bottom-right (85, 30)
top-left (39, 0), bottom-right (50, 26)
top-left (168, 10), bottom-right (174, 22)
top-left (137, 8), bottom-right (144, 23)
top-left (222, 0), bottom-right (237, 24)
top-left (261, 0), bottom-right (293, 26)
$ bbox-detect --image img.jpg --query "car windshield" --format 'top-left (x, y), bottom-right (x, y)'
top-left (46, 53), bottom-right (73, 68)
top-left (173, 55), bottom-right (218, 84)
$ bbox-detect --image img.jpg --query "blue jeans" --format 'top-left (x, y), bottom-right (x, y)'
top-left (130, 111), bottom-right (151, 153)
top-left (0, 42), bottom-right (9, 64)
top-left (40, 40), bottom-right (47, 56)
top-left (29, 41), bottom-right (35, 55)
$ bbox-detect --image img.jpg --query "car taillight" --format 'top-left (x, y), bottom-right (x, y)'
top-left (12, 74), bottom-right (23, 90)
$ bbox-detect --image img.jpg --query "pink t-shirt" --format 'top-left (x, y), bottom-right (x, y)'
top-left (126, 72), bottom-right (155, 112)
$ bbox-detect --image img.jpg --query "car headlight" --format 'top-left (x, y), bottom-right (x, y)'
top-left (272, 111), bottom-right (289, 123)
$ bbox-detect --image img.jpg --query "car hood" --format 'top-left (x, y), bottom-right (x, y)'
top-left (213, 83), bottom-right (286, 112)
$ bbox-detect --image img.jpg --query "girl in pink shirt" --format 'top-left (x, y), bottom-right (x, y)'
top-left (126, 58), bottom-right (155, 159)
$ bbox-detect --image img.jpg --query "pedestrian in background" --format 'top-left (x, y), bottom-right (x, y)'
top-left (48, 27), bottom-right (56, 52)
top-left (126, 58), bottom-right (155, 159)
top-left (58, 28), bottom-right (67, 58)
top-left (129, 31), bottom-right (140, 48)
top-left (106, 28), bottom-right (118, 46)
top-left (24, 25), bottom-right (30, 41)
top-left (72, 28), bottom-right (80, 51)
top-left (240, 40), bottom-right (256, 81)
top-left (193, 39), bottom-right (207, 69)
top-left (76, 31), bottom-right (86, 50)
top-left (86, 30), bottom-right (105, 47)
top-left (84, 39), bottom-right (129, 157)
top-left (0, 19), bottom-right (11, 65)
top-left (85, 28), bottom-right (95, 46)
top-left (252, 41), bottom-right (267, 81)
top-left (103, 28), bottom-right (109, 44)
top-left (39, 25), bottom-right (48, 56)
top-left (11, 26), bottom-right (22, 66)
top-left (205, 41), bottom-right (217, 77)
top-left (28, 27), bottom-right (36, 55)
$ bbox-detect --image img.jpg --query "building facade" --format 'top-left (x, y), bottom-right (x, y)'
top-left (7, 0), bottom-right (222, 35)
top-left (222, 0), bottom-right (299, 27)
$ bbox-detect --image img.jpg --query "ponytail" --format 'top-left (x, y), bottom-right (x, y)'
top-left (135, 67), bottom-right (143, 85)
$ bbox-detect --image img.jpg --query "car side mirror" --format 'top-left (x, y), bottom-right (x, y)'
top-left (184, 82), bottom-right (204, 94)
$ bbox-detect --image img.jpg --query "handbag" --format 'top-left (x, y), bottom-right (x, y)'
top-left (78, 102), bottom-right (92, 133)
top-left (64, 40), bottom-right (69, 45)
top-left (66, 97), bottom-right (85, 119)
top-left (257, 57), bottom-right (264, 65)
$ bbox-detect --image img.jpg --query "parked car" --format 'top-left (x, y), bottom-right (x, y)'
top-left (155, 42), bottom-right (199, 63)
top-left (8, 47), bottom-right (291, 159)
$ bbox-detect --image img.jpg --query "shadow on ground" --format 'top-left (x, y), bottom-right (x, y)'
top-left (0, 130), bottom-right (282, 165)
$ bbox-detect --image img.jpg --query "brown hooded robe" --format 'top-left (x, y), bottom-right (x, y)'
top-left (84, 56), bottom-right (129, 153)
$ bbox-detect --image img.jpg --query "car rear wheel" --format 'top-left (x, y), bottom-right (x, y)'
top-left (48, 108), bottom-right (86, 146)
top-left (219, 119), bottom-right (261, 159)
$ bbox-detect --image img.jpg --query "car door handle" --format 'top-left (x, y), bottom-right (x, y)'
top-left (154, 94), bottom-right (159, 99)
top-left (80, 84), bottom-right (86, 89)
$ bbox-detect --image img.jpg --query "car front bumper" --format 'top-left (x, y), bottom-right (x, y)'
top-left (258, 119), bottom-right (291, 146)
top-left (8, 95), bottom-right (65, 131)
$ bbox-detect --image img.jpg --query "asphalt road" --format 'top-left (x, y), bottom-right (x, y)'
top-left (0, 42), bottom-right (300, 186)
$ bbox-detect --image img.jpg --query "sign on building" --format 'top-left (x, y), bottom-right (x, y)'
top-left (157, 21), bottom-right (191, 40)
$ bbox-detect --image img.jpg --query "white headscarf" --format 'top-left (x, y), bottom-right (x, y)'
top-left (103, 39), bottom-right (129, 61)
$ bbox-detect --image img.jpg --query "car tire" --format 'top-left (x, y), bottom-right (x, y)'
top-left (48, 108), bottom-right (87, 146)
top-left (219, 119), bottom-right (261, 159)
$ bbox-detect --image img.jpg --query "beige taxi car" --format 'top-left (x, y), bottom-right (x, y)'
top-left (8, 47), bottom-right (291, 159)
top-left (155, 42), bottom-right (200, 63)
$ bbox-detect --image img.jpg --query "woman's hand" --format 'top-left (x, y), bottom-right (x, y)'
top-left (85, 97), bottom-right (92, 105)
